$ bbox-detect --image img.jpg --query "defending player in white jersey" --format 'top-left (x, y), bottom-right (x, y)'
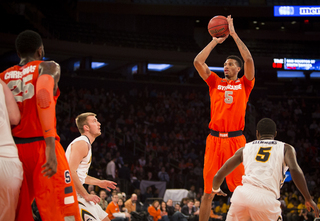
top-left (66, 112), bottom-right (117, 221)
top-left (0, 79), bottom-right (22, 220)
top-left (211, 118), bottom-right (319, 221)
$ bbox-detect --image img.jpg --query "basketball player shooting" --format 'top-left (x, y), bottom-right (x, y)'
top-left (193, 15), bottom-right (255, 221)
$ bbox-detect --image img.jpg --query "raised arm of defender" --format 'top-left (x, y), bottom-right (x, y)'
top-left (284, 144), bottom-right (319, 217)
top-left (227, 15), bottom-right (255, 81)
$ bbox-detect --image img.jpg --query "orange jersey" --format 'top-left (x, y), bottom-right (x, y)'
top-left (205, 72), bottom-right (255, 132)
top-left (106, 202), bottom-right (121, 220)
top-left (147, 206), bottom-right (161, 221)
top-left (0, 61), bottom-right (60, 140)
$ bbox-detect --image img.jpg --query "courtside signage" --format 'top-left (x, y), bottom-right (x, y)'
top-left (274, 6), bottom-right (320, 17)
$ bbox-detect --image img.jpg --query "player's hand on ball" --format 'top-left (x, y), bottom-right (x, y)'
top-left (99, 180), bottom-right (117, 191)
top-left (227, 15), bottom-right (236, 36)
top-left (85, 194), bottom-right (101, 204)
top-left (213, 35), bottom-right (228, 44)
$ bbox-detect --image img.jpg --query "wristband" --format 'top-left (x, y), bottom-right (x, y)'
top-left (212, 187), bottom-right (221, 193)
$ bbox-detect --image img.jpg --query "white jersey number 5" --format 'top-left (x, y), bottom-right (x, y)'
top-left (224, 91), bottom-right (233, 104)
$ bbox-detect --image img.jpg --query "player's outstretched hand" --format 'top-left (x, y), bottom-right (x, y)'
top-left (42, 145), bottom-right (57, 178)
top-left (99, 180), bottom-right (117, 192)
top-left (85, 194), bottom-right (101, 204)
top-left (212, 189), bottom-right (227, 197)
top-left (305, 199), bottom-right (319, 217)
top-left (227, 15), bottom-right (236, 37)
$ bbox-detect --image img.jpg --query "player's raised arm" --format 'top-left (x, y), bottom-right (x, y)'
top-left (194, 36), bottom-right (228, 81)
top-left (284, 144), bottom-right (319, 217)
top-left (37, 61), bottom-right (60, 178)
top-left (227, 15), bottom-right (255, 81)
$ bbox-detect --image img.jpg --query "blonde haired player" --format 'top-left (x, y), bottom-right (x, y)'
top-left (212, 118), bottom-right (319, 220)
top-left (66, 112), bottom-right (117, 221)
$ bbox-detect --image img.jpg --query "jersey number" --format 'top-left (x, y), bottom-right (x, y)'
top-left (7, 75), bottom-right (34, 102)
top-left (224, 91), bottom-right (233, 104)
top-left (65, 170), bottom-right (71, 184)
top-left (255, 147), bottom-right (272, 162)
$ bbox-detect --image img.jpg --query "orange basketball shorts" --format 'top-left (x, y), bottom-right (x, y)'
top-left (15, 139), bottom-right (80, 221)
top-left (203, 134), bottom-right (246, 194)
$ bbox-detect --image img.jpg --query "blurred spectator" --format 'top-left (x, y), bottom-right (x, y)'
top-left (118, 198), bottom-right (126, 212)
top-left (158, 167), bottom-right (170, 183)
top-left (160, 201), bottom-right (170, 221)
top-left (194, 201), bottom-right (200, 212)
top-left (287, 198), bottom-right (299, 221)
top-left (139, 156), bottom-right (146, 167)
top-left (210, 208), bottom-right (223, 221)
top-left (175, 204), bottom-right (181, 213)
top-left (187, 185), bottom-right (196, 201)
top-left (125, 194), bottom-right (137, 214)
top-left (180, 198), bottom-right (189, 208)
top-left (106, 193), bottom-right (131, 221)
top-left (148, 200), bottom-right (169, 221)
top-left (98, 189), bottom-right (109, 211)
top-left (88, 184), bottom-right (95, 194)
top-left (166, 199), bottom-right (187, 221)
top-left (119, 163), bottom-right (131, 183)
top-left (106, 156), bottom-right (117, 181)
top-left (181, 200), bottom-right (199, 221)
top-left (214, 199), bottom-right (229, 221)
top-left (142, 186), bottom-right (154, 203)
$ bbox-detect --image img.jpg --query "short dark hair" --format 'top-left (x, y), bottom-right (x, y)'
top-left (15, 30), bottom-right (43, 57)
top-left (226, 55), bottom-right (243, 70)
top-left (257, 118), bottom-right (276, 136)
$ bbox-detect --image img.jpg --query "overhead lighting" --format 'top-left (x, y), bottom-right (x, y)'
top-left (261, 22), bottom-right (265, 25)
top-left (291, 21), bottom-right (296, 24)
top-left (196, 20), bottom-right (200, 23)
top-left (310, 72), bottom-right (320, 78)
top-left (148, 63), bottom-right (172, 72)
top-left (208, 66), bottom-right (224, 72)
top-left (256, 27), bottom-right (260, 30)
top-left (132, 65), bottom-right (138, 74)
top-left (74, 61), bottom-right (80, 71)
top-left (277, 71), bottom-right (304, 78)
top-left (281, 26), bottom-right (285, 29)
top-left (91, 62), bottom-right (108, 70)
top-left (253, 21), bottom-right (257, 24)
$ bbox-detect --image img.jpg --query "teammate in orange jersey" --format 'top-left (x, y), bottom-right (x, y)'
top-left (0, 30), bottom-right (81, 221)
top-left (193, 15), bottom-right (255, 221)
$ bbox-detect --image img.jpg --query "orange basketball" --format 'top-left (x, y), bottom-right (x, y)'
top-left (208, 15), bottom-right (229, 37)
